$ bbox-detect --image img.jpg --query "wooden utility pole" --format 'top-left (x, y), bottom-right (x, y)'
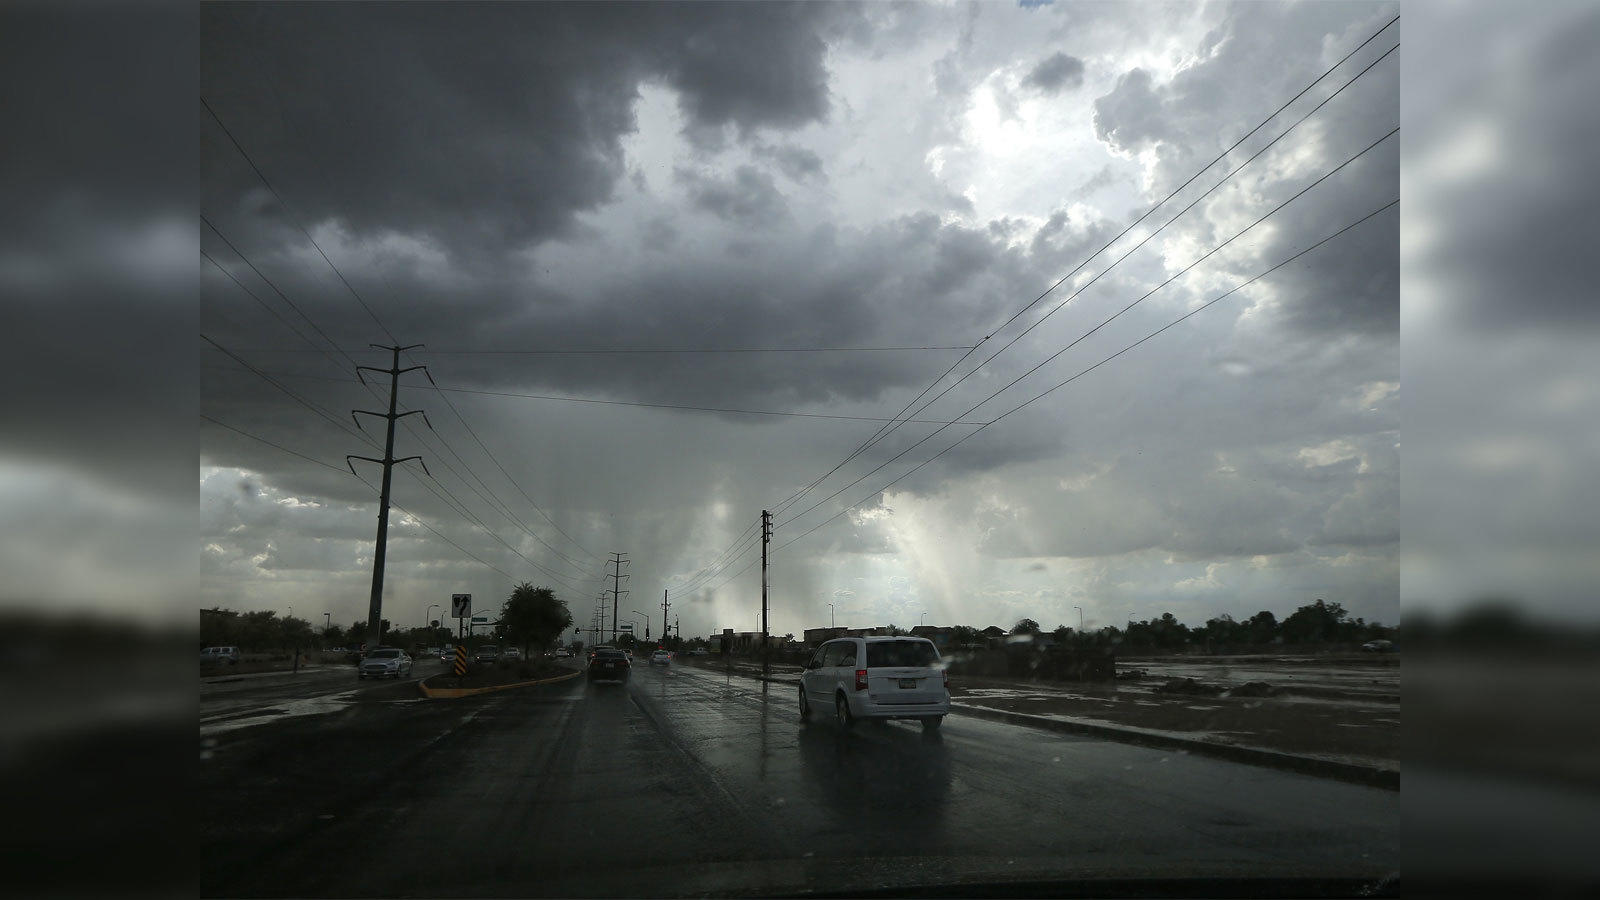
top-left (760, 510), bottom-right (772, 675)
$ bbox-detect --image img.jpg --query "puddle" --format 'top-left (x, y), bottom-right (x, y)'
top-left (200, 689), bottom-right (361, 737)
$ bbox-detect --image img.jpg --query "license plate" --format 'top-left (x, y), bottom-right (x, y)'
top-left (603, 662), bottom-right (614, 668)
top-left (898, 678), bottom-right (917, 688)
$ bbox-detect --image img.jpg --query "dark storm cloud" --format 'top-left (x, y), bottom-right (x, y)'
top-left (202, 2), bottom-right (857, 261)
top-left (677, 165), bottom-right (790, 225)
top-left (1022, 51), bottom-right (1085, 93)
top-left (1407, 2), bottom-right (1600, 330)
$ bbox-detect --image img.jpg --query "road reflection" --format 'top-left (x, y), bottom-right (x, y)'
top-left (795, 718), bottom-right (953, 834)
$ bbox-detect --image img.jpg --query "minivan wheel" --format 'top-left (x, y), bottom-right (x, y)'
top-left (922, 716), bottom-right (943, 732)
top-left (836, 694), bottom-right (855, 729)
top-left (798, 687), bottom-right (811, 723)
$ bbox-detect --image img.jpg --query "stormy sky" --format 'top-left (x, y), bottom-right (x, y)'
top-left (191, 1), bottom-right (1405, 639)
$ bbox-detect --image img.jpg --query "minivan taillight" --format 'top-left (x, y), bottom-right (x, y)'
top-left (855, 668), bottom-right (868, 691)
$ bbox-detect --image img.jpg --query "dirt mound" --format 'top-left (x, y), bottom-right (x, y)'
top-left (1154, 677), bottom-right (1225, 696)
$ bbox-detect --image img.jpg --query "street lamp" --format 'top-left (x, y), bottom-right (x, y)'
top-left (1074, 606), bottom-right (1083, 631)
top-left (287, 605), bottom-right (293, 620)
top-left (324, 612), bottom-right (331, 632)
top-left (427, 604), bottom-right (440, 631)
top-left (920, 611), bottom-right (928, 627)
top-left (827, 602), bottom-right (834, 628)
top-left (632, 610), bottom-right (652, 640)
top-left (627, 612), bottom-right (649, 642)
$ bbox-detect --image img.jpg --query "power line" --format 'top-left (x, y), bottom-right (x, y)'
top-left (201, 413), bottom-right (348, 474)
top-left (201, 215), bottom-right (359, 371)
top-left (767, 13), bottom-right (1400, 521)
top-left (227, 345), bottom-right (977, 355)
top-left (777, 125), bottom-right (1399, 535)
top-left (200, 364), bottom-right (994, 426)
top-left (402, 356), bottom-right (602, 566)
top-left (205, 100), bottom-right (607, 572)
top-left (775, 197), bottom-right (1400, 555)
top-left (861, 41), bottom-right (1401, 463)
top-left (202, 96), bottom-right (398, 345)
top-left (199, 413), bottom-right (516, 581)
top-left (204, 335), bottom-right (590, 586)
top-left (671, 524), bottom-right (764, 597)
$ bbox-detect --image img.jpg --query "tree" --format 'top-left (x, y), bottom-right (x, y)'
top-left (1280, 599), bottom-right (1348, 644)
top-left (1244, 610), bottom-right (1278, 644)
top-left (950, 625), bottom-right (980, 648)
top-left (499, 583), bottom-right (573, 659)
top-left (1012, 618), bottom-right (1041, 635)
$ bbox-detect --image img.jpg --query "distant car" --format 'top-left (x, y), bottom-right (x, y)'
top-left (1361, 640), bottom-right (1396, 653)
top-left (503, 647), bottom-right (523, 662)
top-left (474, 646), bottom-right (501, 665)
top-left (554, 648), bottom-right (571, 659)
top-left (358, 647), bottom-right (413, 679)
top-left (588, 648), bottom-right (630, 684)
top-left (799, 636), bottom-right (950, 731)
top-left (689, 648), bottom-right (709, 656)
top-left (650, 650), bottom-right (672, 666)
top-left (200, 646), bottom-right (239, 665)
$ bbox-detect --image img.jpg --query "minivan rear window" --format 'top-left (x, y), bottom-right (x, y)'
top-left (866, 640), bottom-right (938, 668)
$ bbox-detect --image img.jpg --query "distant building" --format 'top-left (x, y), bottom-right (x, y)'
top-left (803, 626), bottom-right (847, 646)
top-left (910, 625), bottom-right (956, 649)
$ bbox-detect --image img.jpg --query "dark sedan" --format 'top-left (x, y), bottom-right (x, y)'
top-left (587, 648), bottom-right (630, 684)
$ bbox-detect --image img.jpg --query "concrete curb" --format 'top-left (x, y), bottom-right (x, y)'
top-left (950, 702), bottom-right (1399, 790)
top-left (418, 667), bottom-right (582, 699)
top-left (682, 662), bottom-right (1397, 790)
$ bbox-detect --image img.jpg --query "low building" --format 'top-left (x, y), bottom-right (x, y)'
top-left (910, 625), bottom-right (956, 649)
top-left (803, 626), bottom-right (847, 646)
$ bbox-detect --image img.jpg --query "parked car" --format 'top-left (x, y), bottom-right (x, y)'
top-left (650, 650), bottom-right (672, 666)
top-left (689, 648), bottom-right (709, 656)
top-left (503, 647), bottom-right (523, 662)
top-left (1361, 640), bottom-right (1396, 653)
top-left (358, 647), bottom-right (413, 679)
top-left (798, 636), bottom-right (950, 731)
top-left (587, 648), bottom-right (630, 684)
top-left (200, 646), bottom-right (240, 665)
top-left (473, 646), bottom-right (501, 665)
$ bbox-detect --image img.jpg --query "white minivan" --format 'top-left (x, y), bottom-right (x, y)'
top-left (798, 636), bottom-right (951, 731)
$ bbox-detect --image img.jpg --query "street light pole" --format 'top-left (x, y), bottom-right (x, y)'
top-left (828, 603), bottom-right (834, 629)
top-left (1074, 606), bottom-right (1083, 631)
top-left (324, 612), bottom-right (331, 632)
top-left (632, 610), bottom-right (652, 641)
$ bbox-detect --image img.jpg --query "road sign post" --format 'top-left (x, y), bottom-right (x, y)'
top-left (452, 593), bottom-right (471, 644)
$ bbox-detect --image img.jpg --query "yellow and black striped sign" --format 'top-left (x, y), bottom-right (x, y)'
top-left (453, 645), bottom-right (469, 676)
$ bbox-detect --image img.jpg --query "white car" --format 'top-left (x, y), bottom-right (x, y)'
top-left (649, 650), bottom-right (672, 666)
top-left (798, 636), bottom-right (950, 731)
top-left (358, 647), bottom-right (413, 679)
top-left (554, 648), bottom-right (571, 659)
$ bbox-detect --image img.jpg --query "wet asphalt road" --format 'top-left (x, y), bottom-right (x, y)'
top-left (199, 661), bottom-right (1398, 897)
